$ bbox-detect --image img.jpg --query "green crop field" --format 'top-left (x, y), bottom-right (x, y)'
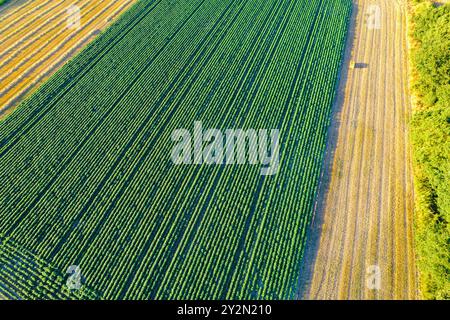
top-left (0, 0), bottom-right (351, 299)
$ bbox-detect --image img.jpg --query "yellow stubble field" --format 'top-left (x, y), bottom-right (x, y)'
top-left (0, 0), bottom-right (136, 118)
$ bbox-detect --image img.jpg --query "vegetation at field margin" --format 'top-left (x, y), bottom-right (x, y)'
top-left (408, 0), bottom-right (450, 300)
top-left (0, 0), bottom-right (351, 299)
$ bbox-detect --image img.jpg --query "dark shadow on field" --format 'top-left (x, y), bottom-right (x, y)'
top-left (354, 62), bottom-right (368, 68)
top-left (296, 0), bottom-right (358, 300)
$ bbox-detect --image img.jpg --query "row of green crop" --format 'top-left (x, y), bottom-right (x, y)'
top-left (11, 0), bottom-right (236, 258)
top-left (60, 0), bottom-right (291, 299)
top-left (102, 0), bottom-right (289, 299)
top-left (160, 0), bottom-right (323, 299)
top-left (134, 0), bottom-right (319, 299)
top-left (2, 0), bottom-right (246, 297)
top-left (0, 0), bottom-right (352, 299)
top-left (228, 0), bottom-right (351, 299)
top-left (2, 0), bottom-right (206, 298)
top-left (0, 0), bottom-right (207, 228)
top-left (0, 0), bottom-right (163, 148)
top-left (52, 0), bottom-right (269, 299)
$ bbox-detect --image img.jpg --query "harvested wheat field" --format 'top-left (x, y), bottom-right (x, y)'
top-left (301, 0), bottom-right (418, 299)
top-left (0, 0), bottom-right (135, 117)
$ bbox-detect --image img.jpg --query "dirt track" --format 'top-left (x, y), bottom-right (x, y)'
top-left (302, 0), bottom-right (418, 299)
top-left (0, 0), bottom-right (135, 117)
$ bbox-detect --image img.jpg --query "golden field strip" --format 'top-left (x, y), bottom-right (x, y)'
top-left (303, 0), bottom-right (418, 299)
top-left (0, 0), bottom-right (136, 117)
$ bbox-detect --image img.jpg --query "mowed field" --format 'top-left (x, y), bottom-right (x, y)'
top-left (0, 0), bottom-right (135, 117)
top-left (303, 0), bottom-right (418, 299)
top-left (0, 0), bottom-right (352, 299)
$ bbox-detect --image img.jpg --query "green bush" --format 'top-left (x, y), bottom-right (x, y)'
top-left (409, 0), bottom-right (450, 300)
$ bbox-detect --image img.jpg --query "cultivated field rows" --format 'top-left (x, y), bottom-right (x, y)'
top-left (305, 0), bottom-right (418, 299)
top-left (0, 0), bottom-right (352, 299)
top-left (0, 0), bottom-right (136, 117)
